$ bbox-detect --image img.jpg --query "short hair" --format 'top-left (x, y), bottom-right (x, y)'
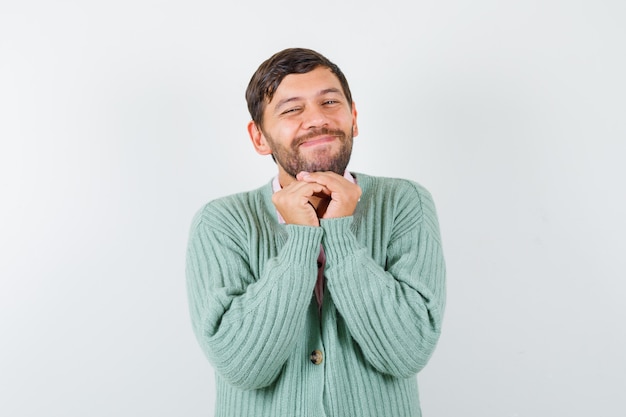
top-left (245, 48), bottom-right (353, 129)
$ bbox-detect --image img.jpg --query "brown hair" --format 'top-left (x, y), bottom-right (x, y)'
top-left (245, 48), bottom-right (353, 129)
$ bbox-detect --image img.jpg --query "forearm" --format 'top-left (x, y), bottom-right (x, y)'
top-left (186, 223), bottom-right (323, 389)
top-left (321, 217), bottom-right (446, 378)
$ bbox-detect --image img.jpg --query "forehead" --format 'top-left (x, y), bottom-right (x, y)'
top-left (270, 67), bottom-right (344, 103)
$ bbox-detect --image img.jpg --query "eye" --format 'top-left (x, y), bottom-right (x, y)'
top-left (281, 107), bottom-right (301, 115)
top-left (323, 100), bottom-right (339, 105)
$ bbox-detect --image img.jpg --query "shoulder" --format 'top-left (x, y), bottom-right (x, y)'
top-left (353, 172), bottom-right (440, 233)
top-left (353, 172), bottom-right (434, 208)
top-left (190, 182), bottom-right (273, 234)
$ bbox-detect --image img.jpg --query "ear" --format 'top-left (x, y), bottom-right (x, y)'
top-left (248, 121), bottom-right (273, 155)
top-left (351, 103), bottom-right (359, 138)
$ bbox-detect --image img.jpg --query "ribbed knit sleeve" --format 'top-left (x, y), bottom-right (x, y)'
top-left (186, 196), bottom-right (324, 390)
top-left (320, 179), bottom-right (446, 378)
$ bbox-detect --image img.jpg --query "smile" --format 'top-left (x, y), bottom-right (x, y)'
top-left (299, 135), bottom-right (337, 148)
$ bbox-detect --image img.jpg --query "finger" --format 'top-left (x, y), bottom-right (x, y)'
top-left (297, 171), bottom-right (345, 190)
top-left (285, 180), bottom-right (330, 196)
top-left (295, 171), bottom-right (310, 181)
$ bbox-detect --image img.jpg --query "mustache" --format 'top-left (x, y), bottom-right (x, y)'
top-left (293, 128), bottom-right (346, 147)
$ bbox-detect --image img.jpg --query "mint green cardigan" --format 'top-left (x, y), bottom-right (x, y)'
top-left (186, 173), bottom-right (446, 417)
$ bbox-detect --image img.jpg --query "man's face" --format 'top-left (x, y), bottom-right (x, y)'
top-left (253, 66), bottom-right (358, 178)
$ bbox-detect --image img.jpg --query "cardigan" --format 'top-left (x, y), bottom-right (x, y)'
top-left (186, 172), bottom-right (446, 417)
top-left (271, 171), bottom-right (357, 309)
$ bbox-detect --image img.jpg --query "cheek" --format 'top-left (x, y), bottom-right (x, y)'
top-left (273, 124), bottom-right (300, 142)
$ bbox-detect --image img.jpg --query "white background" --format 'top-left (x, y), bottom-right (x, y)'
top-left (1, 1), bottom-right (625, 416)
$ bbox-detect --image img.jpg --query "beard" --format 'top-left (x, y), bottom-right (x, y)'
top-left (266, 127), bottom-right (353, 178)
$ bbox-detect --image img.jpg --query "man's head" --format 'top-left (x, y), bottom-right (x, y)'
top-left (246, 48), bottom-right (358, 181)
top-left (246, 48), bottom-right (353, 130)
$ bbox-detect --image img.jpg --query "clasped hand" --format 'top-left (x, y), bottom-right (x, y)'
top-left (272, 171), bottom-right (362, 226)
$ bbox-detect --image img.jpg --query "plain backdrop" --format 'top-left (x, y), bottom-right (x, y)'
top-left (1, 1), bottom-right (625, 416)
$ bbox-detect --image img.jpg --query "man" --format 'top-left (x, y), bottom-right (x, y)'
top-left (186, 48), bottom-right (446, 417)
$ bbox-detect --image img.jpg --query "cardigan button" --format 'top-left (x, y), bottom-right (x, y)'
top-left (310, 350), bottom-right (323, 365)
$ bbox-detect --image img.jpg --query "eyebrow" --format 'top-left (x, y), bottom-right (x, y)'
top-left (273, 88), bottom-right (343, 112)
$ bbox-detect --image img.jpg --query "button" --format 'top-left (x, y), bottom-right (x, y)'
top-left (310, 350), bottom-right (323, 365)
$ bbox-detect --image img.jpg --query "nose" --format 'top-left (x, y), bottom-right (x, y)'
top-left (302, 104), bottom-right (328, 129)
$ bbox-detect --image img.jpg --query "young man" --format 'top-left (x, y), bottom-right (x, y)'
top-left (186, 48), bottom-right (446, 417)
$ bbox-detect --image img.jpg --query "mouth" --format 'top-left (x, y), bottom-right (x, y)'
top-left (296, 128), bottom-right (345, 149)
top-left (299, 135), bottom-right (337, 148)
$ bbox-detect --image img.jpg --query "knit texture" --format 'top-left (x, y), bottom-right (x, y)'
top-left (186, 173), bottom-right (446, 417)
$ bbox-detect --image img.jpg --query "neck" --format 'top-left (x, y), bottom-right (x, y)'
top-left (277, 170), bottom-right (297, 189)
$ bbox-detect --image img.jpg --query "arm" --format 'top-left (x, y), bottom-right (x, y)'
top-left (321, 182), bottom-right (446, 378)
top-left (186, 202), bottom-right (323, 389)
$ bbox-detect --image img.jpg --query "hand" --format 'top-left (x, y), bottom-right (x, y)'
top-left (272, 180), bottom-right (331, 226)
top-left (296, 171), bottom-right (362, 219)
